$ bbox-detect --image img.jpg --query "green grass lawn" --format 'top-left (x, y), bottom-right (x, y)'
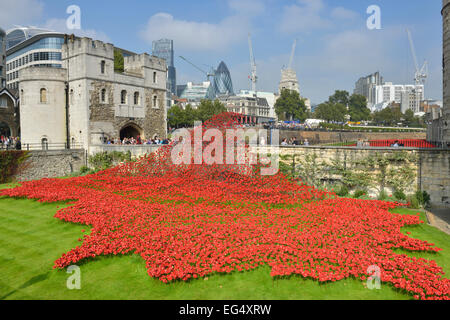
top-left (0, 183), bottom-right (448, 300)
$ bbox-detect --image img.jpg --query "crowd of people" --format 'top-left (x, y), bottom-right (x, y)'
top-left (0, 136), bottom-right (21, 150)
top-left (104, 136), bottom-right (171, 146)
top-left (280, 137), bottom-right (309, 146)
top-left (266, 122), bottom-right (316, 130)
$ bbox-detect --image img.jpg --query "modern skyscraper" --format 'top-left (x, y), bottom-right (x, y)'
top-left (354, 72), bottom-right (384, 109)
top-left (152, 39), bottom-right (176, 96)
top-left (211, 61), bottom-right (233, 97)
top-left (0, 27), bottom-right (6, 88)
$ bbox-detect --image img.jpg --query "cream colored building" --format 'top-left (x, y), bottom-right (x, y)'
top-left (19, 37), bottom-right (167, 152)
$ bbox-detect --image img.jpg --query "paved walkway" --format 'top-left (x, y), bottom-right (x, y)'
top-left (426, 208), bottom-right (450, 235)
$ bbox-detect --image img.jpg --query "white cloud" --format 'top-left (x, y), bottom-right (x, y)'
top-left (0, 0), bottom-right (44, 29)
top-left (279, 0), bottom-right (331, 33)
top-left (140, 13), bottom-right (249, 52)
top-left (43, 18), bottom-right (111, 43)
top-left (330, 7), bottom-right (359, 20)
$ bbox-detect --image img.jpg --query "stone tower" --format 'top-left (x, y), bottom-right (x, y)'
top-left (279, 69), bottom-right (300, 94)
top-left (443, 0), bottom-right (450, 144)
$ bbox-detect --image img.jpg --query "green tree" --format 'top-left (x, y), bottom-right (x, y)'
top-left (167, 105), bottom-right (186, 129)
top-left (275, 89), bottom-right (307, 121)
top-left (329, 90), bottom-right (350, 106)
top-left (403, 109), bottom-right (415, 127)
top-left (314, 102), bottom-right (347, 123)
top-left (114, 49), bottom-right (124, 72)
top-left (196, 99), bottom-right (227, 122)
top-left (372, 105), bottom-right (402, 126)
top-left (184, 104), bottom-right (197, 127)
top-left (348, 94), bottom-right (371, 121)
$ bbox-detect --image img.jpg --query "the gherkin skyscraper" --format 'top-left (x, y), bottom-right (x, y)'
top-left (207, 61), bottom-right (234, 99)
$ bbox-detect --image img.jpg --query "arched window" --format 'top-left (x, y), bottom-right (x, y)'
top-left (101, 89), bottom-right (106, 103)
top-left (153, 95), bottom-right (158, 108)
top-left (153, 72), bottom-right (157, 83)
top-left (41, 138), bottom-right (48, 150)
top-left (20, 89), bottom-right (24, 105)
top-left (134, 92), bottom-right (139, 105)
top-left (101, 60), bottom-right (105, 74)
top-left (40, 88), bottom-right (47, 103)
top-left (121, 90), bottom-right (127, 104)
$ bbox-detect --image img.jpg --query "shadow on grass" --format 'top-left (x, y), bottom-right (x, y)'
top-left (0, 272), bottom-right (50, 300)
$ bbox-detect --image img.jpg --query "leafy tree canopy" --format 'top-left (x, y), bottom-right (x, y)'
top-left (348, 94), bottom-right (371, 122)
top-left (275, 89), bottom-right (307, 122)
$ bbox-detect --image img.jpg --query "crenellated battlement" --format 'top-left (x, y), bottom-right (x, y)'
top-left (124, 53), bottom-right (167, 74)
top-left (62, 37), bottom-right (114, 60)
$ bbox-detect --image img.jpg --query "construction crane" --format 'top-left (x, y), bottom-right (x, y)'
top-left (287, 39), bottom-right (297, 70)
top-left (406, 29), bottom-right (428, 85)
top-left (248, 33), bottom-right (258, 92)
top-left (179, 56), bottom-right (215, 81)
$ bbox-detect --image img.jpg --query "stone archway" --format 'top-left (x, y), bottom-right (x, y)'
top-left (0, 122), bottom-right (11, 137)
top-left (120, 123), bottom-right (143, 140)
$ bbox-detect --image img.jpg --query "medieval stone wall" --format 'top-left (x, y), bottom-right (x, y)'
top-left (274, 129), bottom-right (426, 144)
top-left (275, 146), bottom-right (449, 209)
top-left (15, 149), bottom-right (86, 181)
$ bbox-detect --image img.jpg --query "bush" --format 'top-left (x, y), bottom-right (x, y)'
top-left (0, 151), bottom-right (30, 183)
top-left (377, 189), bottom-right (389, 200)
top-left (407, 194), bottom-right (420, 209)
top-left (353, 189), bottom-right (366, 199)
top-left (79, 166), bottom-right (91, 175)
top-left (415, 190), bottom-right (431, 208)
top-left (88, 151), bottom-right (132, 171)
top-left (393, 190), bottom-right (406, 201)
top-left (336, 185), bottom-right (349, 197)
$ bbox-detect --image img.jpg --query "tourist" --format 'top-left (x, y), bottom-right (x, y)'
top-left (357, 138), bottom-right (363, 148)
top-left (281, 138), bottom-right (288, 146)
top-left (304, 139), bottom-right (309, 146)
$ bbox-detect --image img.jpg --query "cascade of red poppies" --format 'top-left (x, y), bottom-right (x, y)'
top-left (1, 113), bottom-right (448, 300)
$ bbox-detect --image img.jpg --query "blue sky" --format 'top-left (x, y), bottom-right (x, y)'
top-left (0, 0), bottom-right (443, 104)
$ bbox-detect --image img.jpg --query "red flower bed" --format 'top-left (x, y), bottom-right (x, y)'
top-left (347, 139), bottom-right (436, 148)
top-left (0, 113), bottom-right (448, 300)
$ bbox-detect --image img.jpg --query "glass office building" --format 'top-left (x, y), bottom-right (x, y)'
top-left (0, 28), bottom-right (6, 88)
top-left (177, 82), bottom-right (212, 101)
top-left (152, 39), bottom-right (176, 96)
top-left (6, 27), bottom-right (65, 90)
top-left (211, 61), bottom-right (233, 97)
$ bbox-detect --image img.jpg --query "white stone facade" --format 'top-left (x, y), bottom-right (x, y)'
top-left (373, 83), bottom-right (424, 113)
top-left (19, 67), bottom-right (67, 148)
top-left (19, 37), bottom-right (167, 152)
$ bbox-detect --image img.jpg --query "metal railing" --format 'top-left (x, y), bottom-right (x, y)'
top-left (19, 142), bottom-right (85, 151)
